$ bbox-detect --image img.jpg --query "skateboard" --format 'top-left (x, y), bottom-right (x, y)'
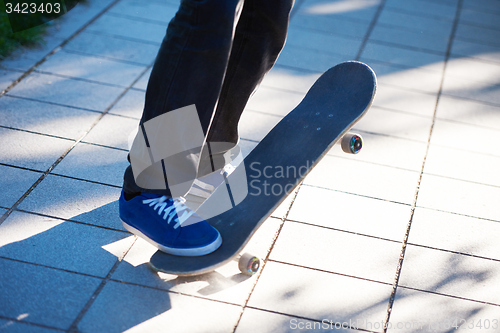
top-left (149, 61), bottom-right (377, 276)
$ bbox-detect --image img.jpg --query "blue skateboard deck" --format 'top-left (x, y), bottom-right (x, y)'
top-left (150, 61), bottom-right (377, 276)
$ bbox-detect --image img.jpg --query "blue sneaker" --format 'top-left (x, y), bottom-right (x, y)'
top-left (119, 191), bottom-right (222, 256)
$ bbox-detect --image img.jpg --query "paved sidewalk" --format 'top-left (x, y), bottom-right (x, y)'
top-left (1, 0), bottom-right (500, 332)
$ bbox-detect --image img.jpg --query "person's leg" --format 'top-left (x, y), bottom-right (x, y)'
top-left (207, 0), bottom-right (295, 146)
top-left (182, 0), bottom-right (294, 211)
top-left (120, 0), bottom-right (246, 256)
top-left (123, 0), bottom-right (245, 197)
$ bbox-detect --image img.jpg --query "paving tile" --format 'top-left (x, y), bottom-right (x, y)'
top-left (44, 0), bottom-right (116, 41)
top-left (245, 86), bottom-right (304, 117)
top-left (304, 155), bottom-right (421, 205)
top-left (37, 51), bottom-right (146, 87)
top-left (286, 26), bottom-right (362, 56)
top-left (462, 0), bottom-right (500, 14)
top-left (455, 23), bottom-right (500, 47)
top-left (17, 174), bottom-right (123, 230)
top-left (290, 13), bottom-right (371, 39)
top-left (388, 287), bottom-right (500, 333)
top-left (371, 84), bottom-right (439, 117)
top-left (107, 88), bottom-right (145, 119)
top-left (355, 107), bottom-right (433, 142)
top-left (436, 95), bottom-right (500, 130)
top-left (53, 142), bottom-right (129, 187)
top-left (361, 42), bottom-right (446, 71)
top-left (424, 144), bottom-right (500, 187)
top-left (399, 245), bottom-right (500, 306)
top-left (295, 0), bottom-right (381, 23)
top-left (0, 96), bottom-right (100, 140)
top-left (0, 211), bottom-right (131, 277)
top-left (384, 0), bottom-right (457, 20)
top-left (417, 174), bottom-right (500, 222)
top-left (0, 165), bottom-right (41, 209)
top-left (0, 258), bottom-right (101, 330)
top-left (328, 132), bottom-right (428, 172)
top-left (445, 56), bottom-right (500, 85)
top-left (236, 308), bottom-right (361, 333)
top-left (430, 119), bottom-right (500, 157)
top-left (378, 7), bottom-right (454, 34)
top-left (360, 61), bottom-right (443, 94)
top-left (7, 72), bottom-right (124, 112)
top-left (441, 75), bottom-right (500, 105)
top-left (0, 0), bottom-right (114, 72)
top-left (77, 280), bottom-right (241, 333)
top-left (86, 13), bottom-right (168, 44)
top-left (64, 31), bottom-right (158, 66)
top-left (276, 45), bottom-right (353, 73)
top-left (451, 39), bottom-right (500, 64)
top-left (408, 208), bottom-right (500, 261)
top-left (0, 318), bottom-right (60, 333)
top-left (369, 25), bottom-right (450, 53)
top-left (238, 111), bottom-right (282, 143)
top-left (0, 127), bottom-right (72, 171)
top-left (248, 261), bottom-right (393, 332)
top-left (112, 217), bottom-right (282, 306)
top-left (0, 37), bottom-right (64, 72)
top-left (270, 221), bottom-right (402, 283)
top-left (459, 8), bottom-right (500, 30)
top-left (0, 69), bottom-right (22, 92)
top-left (260, 66), bottom-right (320, 94)
top-left (108, 0), bottom-right (178, 23)
top-left (132, 67), bottom-right (152, 91)
top-left (83, 113), bottom-right (139, 150)
top-left (288, 185), bottom-right (411, 241)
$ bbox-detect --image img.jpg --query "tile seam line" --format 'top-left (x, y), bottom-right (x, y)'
top-left (0, 314), bottom-right (65, 332)
top-left (0, 0), bottom-right (122, 98)
top-left (241, 306), bottom-right (379, 333)
top-left (284, 218), bottom-right (403, 244)
top-left (67, 237), bottom-right (138, 332)
top-left (268, 259), bottom-right (394, 287)
top-left (0, 60), bottom-right (151, 226)
top-left (396, 285), bottom-right (500, 308)
top-left (0, 256), bottom-right (107, 280)
top-left (231, 186), bottom-right (303, 333)
top-left (13, 207), bottom-right (130, 233)
top-left (57, 48), bottom-right (153, 67)
top-left (405, 242), bottom-right (500, 264)
top-left (104, 11), bottom-right (171, 27)
top-left (1, 93), bottom-right (105, 113)
top-left (354, 0), bottom-right (387, 61)
top-left (31, 69), bottom-right (135, 89)
top-left (381, 1), bottom-right (464, 331)
top-left (75, 29), bottom-right (161, 47)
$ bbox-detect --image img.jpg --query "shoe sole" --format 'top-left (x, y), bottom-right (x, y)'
top-left (121, 219), bottom-right (222, 256)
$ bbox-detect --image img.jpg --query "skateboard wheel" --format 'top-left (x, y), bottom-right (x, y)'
top-left (341, 133), bottom-right (363, 154)
top-left (238, 253), bottom-right (260, 276)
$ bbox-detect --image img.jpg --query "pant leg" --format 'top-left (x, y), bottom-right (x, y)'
top-left (198, 0), bottom-right (295, 177)
top-left (123, 0), bottom-right (245, 197)
top-left (123, 0), bottom-right (294, 196)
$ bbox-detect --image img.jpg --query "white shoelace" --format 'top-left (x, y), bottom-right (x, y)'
top-left (142, 196), bottom-right (195, 229)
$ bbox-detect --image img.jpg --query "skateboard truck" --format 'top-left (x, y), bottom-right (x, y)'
top-left (235, 253), bottom-right (261, 276)
top-left (340, 132), bottom-right (363, 154)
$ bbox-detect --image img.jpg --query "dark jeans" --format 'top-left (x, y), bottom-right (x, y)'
top-left (123, 0), bottom-right (294, 196)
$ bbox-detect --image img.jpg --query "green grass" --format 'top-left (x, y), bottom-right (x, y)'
top-left (0, 1), bottom-right (46, 59)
